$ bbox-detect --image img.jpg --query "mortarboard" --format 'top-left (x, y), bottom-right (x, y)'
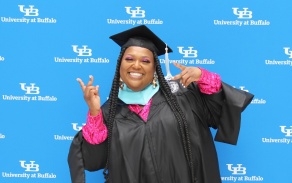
top-left (109, 25), bottom-right (172, 56)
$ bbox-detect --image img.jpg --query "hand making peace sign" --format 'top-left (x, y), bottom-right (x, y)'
top-left (172, 62), bottom-right (202, 88)
top-left (77, 75), bottom-right (101, 116)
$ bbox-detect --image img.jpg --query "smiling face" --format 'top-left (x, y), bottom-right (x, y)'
top-left (120, 46), bottom-right (156, 92)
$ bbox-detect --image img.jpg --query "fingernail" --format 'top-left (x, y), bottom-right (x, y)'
top-left (76, 78), bottom-right (80, 81)
top-left (89, 75), bottom-right (92, 78)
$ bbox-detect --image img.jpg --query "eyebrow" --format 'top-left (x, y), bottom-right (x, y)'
top-left (124, 54), bottom-right (151, 59)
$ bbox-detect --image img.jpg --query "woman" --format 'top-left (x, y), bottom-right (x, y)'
top-left (68, 25), bottom-right (254, 183)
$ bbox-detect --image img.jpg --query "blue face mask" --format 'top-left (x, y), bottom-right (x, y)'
top-left (118, 83), bottom-right (159, 105)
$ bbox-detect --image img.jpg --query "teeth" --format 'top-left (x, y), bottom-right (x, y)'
top-left (130, 72), bottom-right (142, 76)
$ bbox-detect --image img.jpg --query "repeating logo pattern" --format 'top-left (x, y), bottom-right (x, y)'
top-left (221, 164), bottom-right (264, 182)
top-left (54, 123), bottom-right (85, 141)
top-left (160, 46), bottom-right (215, 66)
top-left (1, 5), bottom-right (57, 24)
top-left (262, 125), bottom-right (292, 144)
top-left (1, 160), bottom-right (57, 179)
top-left (265, 47), bottom-right (292, 67)
top-left (54, 45), bottom-right (110, 64)
top-left (1, 1), bottom-right (290, 183)
top-left (214, 7), bottom-right (270, 26)
top-left (2, 83), bottom-right (57, 102)
top-left (107, 6), bottom-right (163, 25)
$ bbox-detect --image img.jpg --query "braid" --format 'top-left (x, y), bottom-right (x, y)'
top-left (153, 52), bottom-right (197, 183)
top-left (103, 48), bottom-right (126, 182)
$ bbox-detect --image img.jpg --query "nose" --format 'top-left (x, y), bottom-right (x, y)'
top-left (132, 60), bottom-right (141, 69)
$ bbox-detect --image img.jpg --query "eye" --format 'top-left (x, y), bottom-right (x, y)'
top-left (141, 59), bottom-right (151, 63)
top-left (124, 57), bottom-right (134, 62)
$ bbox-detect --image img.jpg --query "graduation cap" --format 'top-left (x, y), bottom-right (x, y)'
top-left (109, 25), bottom-right (173, 56)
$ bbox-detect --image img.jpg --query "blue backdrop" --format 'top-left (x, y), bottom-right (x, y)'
top-left (1, 0), bottom-right (291, 183)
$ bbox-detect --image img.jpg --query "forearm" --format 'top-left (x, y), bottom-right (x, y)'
top-left (82, 110), bottom-right (108, 144)
top-left (196, 68), bottom-right (221, 94)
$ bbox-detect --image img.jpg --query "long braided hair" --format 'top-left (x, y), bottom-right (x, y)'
top-left (103, 48), bottom-right (197, 183)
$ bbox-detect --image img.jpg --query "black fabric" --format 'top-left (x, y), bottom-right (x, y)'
top-left (67, 81), bottom-right (254, 183)
top-left (67, 131), bottom-right (107, 183)
top-left (67, 131), bottom-right (86, 183)
top-left (215, 82), bottom-right (254, 144)
top-left (82, 137), bottom-right (108, 171)
top-left (109, 25), bottom-right (173, 56)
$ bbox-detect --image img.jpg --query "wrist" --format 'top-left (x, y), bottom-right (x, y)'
top-left (89, 109), bottom-right (100, 116)
top-left (195, 67), bottom-right (202, 81)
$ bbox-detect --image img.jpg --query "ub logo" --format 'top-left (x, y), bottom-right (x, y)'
top-left (283, 47), bottom-right (292, 58)
top-left (227, 164), bottom-right (247, 175)
top-left (238, 86), bottom-right (249, 92)
top-left (18, 5), bottom-right (39, 16)
top-left (20, 83), bottom-right (40, 94)
top-left (125, 7), bottom-right (146, 18)
top-left (72, 45), bottom-right (92, 56)
top-left (232, 8), bottom-right (252, 19)
top-left (177, 47), bottom-right (198, 58)
top-left (72, 123), bottom-right (85, 131)
top-left (280, 126), bottom-right (292, 137)
top-left (19, 160), bottom-right (40, 172)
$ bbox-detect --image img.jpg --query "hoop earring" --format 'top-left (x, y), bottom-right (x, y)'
top-left (152, 73), bottom-right (158, 88)
top-left (119, 78), bottom-right (124, 90)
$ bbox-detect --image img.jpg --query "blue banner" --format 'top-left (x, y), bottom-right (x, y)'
top-left (1, 0), bottom-right (291, 182)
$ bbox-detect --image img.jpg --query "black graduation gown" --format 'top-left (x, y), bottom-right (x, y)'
top-left (68, 81), bottom-right (254, 183)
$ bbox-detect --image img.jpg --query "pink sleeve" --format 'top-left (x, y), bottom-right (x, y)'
top-left (82, 110), bottom-right (108, 144)
top-left (196, 67), bottom-right (222, 94)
